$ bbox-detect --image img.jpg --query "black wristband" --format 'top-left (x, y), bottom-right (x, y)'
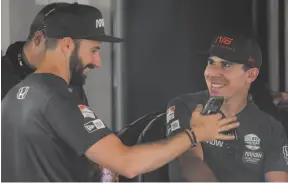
top-left (184, 129), bottom-right (196, 147)
top-left (190, 130), bottom-right (198, 144)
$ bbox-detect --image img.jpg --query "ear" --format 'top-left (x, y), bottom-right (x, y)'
top-left (33, 31), bottom-right (45, 46)
top-left (247, 68), bottom-right (259, 83)
top-left (59, 37), bottom-right (75, 58)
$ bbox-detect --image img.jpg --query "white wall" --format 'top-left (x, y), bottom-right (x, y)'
top-left (1, 0), bottom-right (113, 128)
top-left (83, 0), bottom-right (113, 128)
top-left (1, 0), bottom-right (11, 53)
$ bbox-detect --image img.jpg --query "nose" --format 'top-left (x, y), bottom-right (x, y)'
top-left (205, 65), bottom-right (223, 77)
top-left (92, 52), bottom-right (101, 68)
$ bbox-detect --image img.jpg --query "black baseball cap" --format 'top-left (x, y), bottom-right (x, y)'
top-left (29, 2), bottom-right (70, 37)
top-left (207, 31), bottom-right (262, 69)
top-left (37, 3), bottom-right (123, 43)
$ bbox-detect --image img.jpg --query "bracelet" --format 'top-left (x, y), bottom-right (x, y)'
top-left (190, 129), bottom-right (198, 144)
top-left (184, 129), bottom-right (197, 147)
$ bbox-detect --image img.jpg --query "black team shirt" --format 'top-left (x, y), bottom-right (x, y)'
top-left (2, 73), bottom-right (112, 181)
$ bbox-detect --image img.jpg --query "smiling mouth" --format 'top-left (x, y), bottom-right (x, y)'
top-left (211, 83), bottom-right (225, 89)
top-left (83, 68), bottom-right (90, 75)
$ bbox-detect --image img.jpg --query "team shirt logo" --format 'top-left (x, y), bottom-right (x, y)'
top-left (244, 134), bottom-right (261, 150)
top-left (17, 86), bottom-right (30, 100)
top-left (205, 140), bottom-right (224, 147)
top-left (166, 105), bottom-right (175, 123)
top-left (167, 119), bottom-right (181, 135)
top-left (78, 105), bottom-right (96, 119)
top-left (242, 134), bottom-right (263, 164)
top-left (84, 119), bottom-right (106, 133)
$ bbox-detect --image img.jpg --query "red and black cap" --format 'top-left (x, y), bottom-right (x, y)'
top-left (208, 31), bottom-right (262, 69)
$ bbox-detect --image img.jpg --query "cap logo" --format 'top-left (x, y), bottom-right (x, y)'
top-left (248, 56), bottom-right (255, 62)
top-left (215, 36), bottom-right (233, 45)
top-left (96, 19), bottom-right (104, 28)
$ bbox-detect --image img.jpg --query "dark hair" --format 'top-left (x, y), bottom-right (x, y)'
top-left (26, 3), bottom-right (70, 42)
top-left (44, 38), bottom-right (81, 51)
top-left (250, 80), bottom-right (288, 135)
top-left (242, 64), bottom-right (250, 72)
top-left (44, 38), bottom-right (59, 50)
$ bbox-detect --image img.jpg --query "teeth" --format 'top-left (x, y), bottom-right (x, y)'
top-left (212, 84), bottom-right (224, 88)
top-left (83, 68), bottom-right (90, 74)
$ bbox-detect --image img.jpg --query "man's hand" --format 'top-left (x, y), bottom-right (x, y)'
top-left (190, 104), bottom-right (239, 142)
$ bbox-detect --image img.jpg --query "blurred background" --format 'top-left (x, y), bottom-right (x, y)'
top-left (1, 0), bottom-right (288, 131)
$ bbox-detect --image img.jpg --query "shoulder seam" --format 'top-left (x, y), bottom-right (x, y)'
top-left (43, 91), bottom-right (57, 117)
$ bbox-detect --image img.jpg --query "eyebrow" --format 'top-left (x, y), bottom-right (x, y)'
top-left (208, 57), bottom-right (234, 64)
top-left (91, 46), bottom-right (100, 50)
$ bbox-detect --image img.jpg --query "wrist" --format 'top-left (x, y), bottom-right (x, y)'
top-left (191, 128), bottom-right (204, 143)
top-left (184, 129), bottom-right (197, 147)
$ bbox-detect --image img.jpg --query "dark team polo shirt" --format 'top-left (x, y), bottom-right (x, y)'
top-left (166, 91), bottom-right (288, 182)
top-left (1, 73), bottom-right (112, 182)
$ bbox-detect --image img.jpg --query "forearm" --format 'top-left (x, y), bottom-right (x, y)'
top-left (123, 131), bottom-right (191, 177)
top-left (177, 149), bottom-right (218, 182)
top-left (180, 160), bottom-right (218, 182)
top-left (169, 157), bottom-right (218, 182)
top-left (265, 171), bottom-right (288, 182)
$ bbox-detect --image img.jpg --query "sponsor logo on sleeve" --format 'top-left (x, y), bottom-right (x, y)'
top-left (170, 120), bottom-right (180, 132)
top-left (78, 105), bottom-right (96, 119)
top-left (84, 119), bottom-right (106, 133)
top-left (166, 106), bottom-right (175, 123)
top-left (167, 119), bottom-right (180, 136)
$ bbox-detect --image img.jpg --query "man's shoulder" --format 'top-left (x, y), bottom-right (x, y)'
top-left (10, 74), bottom-right (72, 106)
top-left (2, 55), bottom-right (17, 75)
top-left (252, 105), bottom-right (287, 134)
top-left (169, 90), bottom-right (209, 106)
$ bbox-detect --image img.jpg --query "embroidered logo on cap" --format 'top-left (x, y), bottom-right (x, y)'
top-left (96, 18), bottom-right (104, 28)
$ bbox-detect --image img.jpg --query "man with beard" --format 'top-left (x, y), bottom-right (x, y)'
top-left (1, 2), bottom-right (88, 105)
top-left (166, 31), bottom-right (288, 182)
top-left (1, 2), bottom-right (102, 181)
top-left (1, 3), bottom-right (240, 182)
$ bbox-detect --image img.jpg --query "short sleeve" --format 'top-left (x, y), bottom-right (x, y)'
top-left (45, 94), bottom-right (113, 156)
top-left (166, 98), bottom-right (194, 137)
top-left (264, 117), bottom-right (288, 173)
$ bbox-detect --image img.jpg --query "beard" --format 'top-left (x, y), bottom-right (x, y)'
top-left (69, 46), bottom-right (95, 86)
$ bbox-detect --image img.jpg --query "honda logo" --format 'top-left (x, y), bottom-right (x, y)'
top-left (17, 86), bottom-right (30, 100)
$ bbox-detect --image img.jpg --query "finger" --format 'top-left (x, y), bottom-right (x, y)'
top-left (193, 104), bottom-right (203, 112)
top-left (218, 122), bottom-right (240, 132)
top-left (209, 113), bottom-right (223, 120)
top-left (217, 116), bottom-right (237, 126)
top-left (215, 134), bottom-right (235, 141)
top-left (192, 104), bottom-right (203, 116)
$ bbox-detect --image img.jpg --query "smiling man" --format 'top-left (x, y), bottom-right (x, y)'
top-left (166, 31), bottom-right (288, 182)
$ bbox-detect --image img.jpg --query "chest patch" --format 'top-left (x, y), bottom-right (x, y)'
top-left (242, 151), bottom-right (263, 164)
top-left (242, 134), bottom-right (264, 164)
top-left (244, 134), bottom-right (261, 150)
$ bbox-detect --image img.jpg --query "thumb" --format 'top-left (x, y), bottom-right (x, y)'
top-left (193, 104), bottom-right (203, 114)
